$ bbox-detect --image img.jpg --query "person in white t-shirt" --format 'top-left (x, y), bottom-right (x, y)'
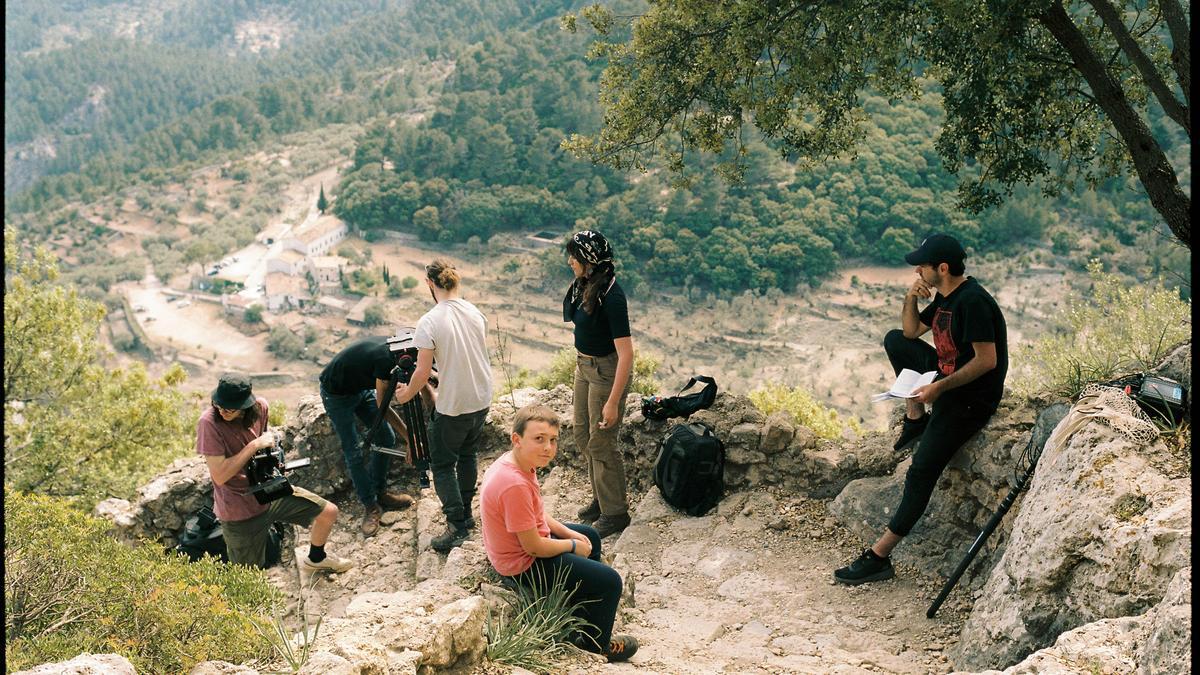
top-left (395, 257), bottom-right (494, 553)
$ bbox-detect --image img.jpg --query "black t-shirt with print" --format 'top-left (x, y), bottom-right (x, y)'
top-left (918, 277), bottom-right (1008, 408)
top-left (319, 336), bottom-right (395, 395)
top-left (566, 280), bottom-right (631, 357)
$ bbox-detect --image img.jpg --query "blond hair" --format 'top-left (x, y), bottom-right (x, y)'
top-left (512, 404), bottom-right (560, 436)
top-left (425, 257), bottom-right (461, 291)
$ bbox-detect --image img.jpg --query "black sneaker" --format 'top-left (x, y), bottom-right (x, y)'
top-left (834, 548), bottom-right (895, 585)
top-left (893, 413), bottom-right (929, 451)
top-left (594, 513), bottom-right (631, 538)
top-left (577, 499), bottom-right (601, 524)
top-left (431, 523), bottom-right (470, 553)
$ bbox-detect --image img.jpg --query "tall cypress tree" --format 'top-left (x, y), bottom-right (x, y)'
top-left (317, 183), bottom-right (328, 214)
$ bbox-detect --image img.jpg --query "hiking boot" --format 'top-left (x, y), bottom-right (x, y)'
top-left (360, 504), bottom-right (382, 537)
top-left (298, 551), bottom-right (353, 574)
top-left (431, 523), bottom-right (471, 553)
top-left (893, 413), bottom-right (929, 451)
top-left (605, 634), bottom-right (639, 662)
top-left (577, 499), bottom-right (601, 524)
top-left (833, 548), bottom-right (895, 585)
top-left (594, 513), bottom-right (631, 539)
top-left (378, 491), bottom-right (415, 510)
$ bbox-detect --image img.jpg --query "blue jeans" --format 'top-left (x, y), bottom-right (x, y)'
top-left (429, 407), bottom-right (488, 525)
top-left (320, 385), bottom-right (397, 508)
top-left (510, 523), bottom-right (621, 651)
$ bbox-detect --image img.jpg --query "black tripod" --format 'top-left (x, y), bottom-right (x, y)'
top-left (362, 356), bottom-right (432, 488)
top-left (926, 402), bottom-right (1069, 618)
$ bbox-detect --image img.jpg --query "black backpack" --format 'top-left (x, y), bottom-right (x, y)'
top-left (175, 505), bottom-right (284, 568)
top-left (642, 376), bottom-right (718, 421)
top-left (654, 422), bottom-right (725, 516)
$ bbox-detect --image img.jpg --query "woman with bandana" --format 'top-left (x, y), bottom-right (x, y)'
top-left (563, 230), bottom-right (634, 538)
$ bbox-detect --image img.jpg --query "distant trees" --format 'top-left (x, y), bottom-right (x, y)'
top-left (243, 304), bottom-right (263, 323)
top-left (317, 183), bottom-right (329, 214)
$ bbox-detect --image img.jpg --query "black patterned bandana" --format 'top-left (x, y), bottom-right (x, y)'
top-left (570, 230), bottom-right (612, 265)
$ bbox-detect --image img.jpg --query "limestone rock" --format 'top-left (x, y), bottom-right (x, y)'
top-left (13, 653), bottom-right (136, 675)
top-left (92, 456), bottom-right (212, 547)
top-left (760, 412), bottom-right (795, 455)
top-left (188, 661), bottom-right (260, 675)
top-left (950, 419), bottom-right (1191, 671)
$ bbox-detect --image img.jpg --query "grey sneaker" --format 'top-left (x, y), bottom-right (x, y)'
top-left (296, 548), bottom-right (353, 574)
top-left (431, 523), bottom-right (470, 553)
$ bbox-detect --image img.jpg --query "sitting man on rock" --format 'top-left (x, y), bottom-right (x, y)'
top-left (835, 234), bottom-right (1008, 585)
top-left (198, 374), bottom-right (352, 573)
top-left (320, 336), bottom-right (428, 536)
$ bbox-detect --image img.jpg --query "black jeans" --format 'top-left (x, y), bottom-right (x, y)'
top-left (883, 329), bottom-right (996, 536)
top-left (429, 407), bottom-right (489, 525)
top-left (510, 523), bottom-right (622, 651)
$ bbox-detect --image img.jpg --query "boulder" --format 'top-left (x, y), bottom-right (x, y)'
top-left (93, 456), bottom-right (212, 547)
top-left (951, 567), bottom-right (1191, 675)
top-left (13, 653), bottom-right (136, 675)
top-left (950, 416), bottom-right (1191, 671)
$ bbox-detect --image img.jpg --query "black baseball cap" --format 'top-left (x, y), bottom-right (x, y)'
top-left (212, 374), bottom-right (257, 410)
top-left (904, 234), bottom-right (966, 266)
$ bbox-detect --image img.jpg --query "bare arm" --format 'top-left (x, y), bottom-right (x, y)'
top-left (205, 432), bottom-right (274, 486)
top-left (600, 336), bottom-right (634, 428)
top-left (515, 523), bottom-right (592, 559)
top-left (902, 280), bottom-right (932, 339)
top-left (913, 342), bottom-right (997, 404)
top-left (395, 349), bottom-right (434, 405)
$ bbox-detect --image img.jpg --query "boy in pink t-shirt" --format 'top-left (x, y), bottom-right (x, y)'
top-left (479, 404), bottom-right (639, 662)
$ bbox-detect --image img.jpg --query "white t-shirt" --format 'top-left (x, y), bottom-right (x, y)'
top-left (414, 298), bottom-right (493, 416)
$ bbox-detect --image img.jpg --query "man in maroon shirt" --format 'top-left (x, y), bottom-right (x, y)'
top-left (198, 374), bottom-right (353, 572)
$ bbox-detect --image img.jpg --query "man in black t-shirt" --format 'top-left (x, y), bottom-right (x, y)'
top-left (835, 234), bottom-right (1008, 585)
top-left (319, 336), bottom-right (419, 536)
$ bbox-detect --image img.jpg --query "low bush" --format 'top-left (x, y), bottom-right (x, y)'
top-left (1014, 260), bottom-right (1191, 399)
top-left (528, 347), bottom-right (660, 396)
top-left (485, 565), bottom-right (595, 673)
top-left (5, 490), bottom-right (278, 673)
top-left (748, 383), bottom-right (861, 439)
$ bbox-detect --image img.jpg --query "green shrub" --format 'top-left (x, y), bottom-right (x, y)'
top-left (748, 383), bottom-right (861, 439)
top-left (5, 491), bottom-right (278, 673)
top-left (1014, 260), bottom-right (1191, 399)
top-left (529, 347), bottom-right (660, 396)
top-left (485, 565), bottom-right (596, 672)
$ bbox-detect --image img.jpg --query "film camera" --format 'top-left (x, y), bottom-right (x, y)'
top-left (245, 440), bottom-right (312, 504)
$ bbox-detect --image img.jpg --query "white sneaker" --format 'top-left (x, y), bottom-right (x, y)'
top-left (297, 549), bottom-right (353, 574)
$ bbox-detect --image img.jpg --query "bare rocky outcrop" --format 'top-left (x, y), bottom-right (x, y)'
top-left (93, 456), bottom-right (212, 548)
top-left (948, 408), bottom-right (1191, 670)
top-left (952, 567), bottom-right (1191, 675)
top-left (12, 653), bottom-right (136, 675)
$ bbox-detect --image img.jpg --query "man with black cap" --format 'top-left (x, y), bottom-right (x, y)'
top-left (320, 336), bottom-right (426, 536)
top-left (834, 234), bottom-right (1007, 585)
top-left (198, 374), bottom-right (352, 572)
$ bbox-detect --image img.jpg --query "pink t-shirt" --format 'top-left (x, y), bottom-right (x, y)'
top-left (195, 398), bottom-right (270, 522)
top-left (480, 453), bottom-right (550, 576)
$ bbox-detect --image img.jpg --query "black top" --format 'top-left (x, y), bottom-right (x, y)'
top-left (319, 336), bottom-right (395, 396)
top-left (918, 277), bottom-right (1008, 408)
top-left (565, 279), bottom-right (631, 357)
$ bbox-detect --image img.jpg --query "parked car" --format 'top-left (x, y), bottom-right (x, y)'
top-left (145, 316), bottom-right (157, 322)
top-left (176, 300), bottom-right (192, 308)
top-left (132, 305), bottom-right (147, 312)
top-left (165, 295), bottom-right (178, 302)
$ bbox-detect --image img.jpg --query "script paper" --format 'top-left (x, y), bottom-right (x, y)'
top-left (871, 369), bottom-right (938, 402)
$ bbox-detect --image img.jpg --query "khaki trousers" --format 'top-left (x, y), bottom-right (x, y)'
top-left (573, 352), bottom-right (629, 516)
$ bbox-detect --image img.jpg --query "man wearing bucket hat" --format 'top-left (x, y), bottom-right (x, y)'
top-left (198, 374), bottom-right (353, 572)
top-left (834, 234), bottom-right (1008, 585)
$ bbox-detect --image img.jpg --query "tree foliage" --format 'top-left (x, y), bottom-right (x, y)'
top-left (4, 233), bottom-right (197, 508)
top-left (565, 0), bottom-right (1191, 248)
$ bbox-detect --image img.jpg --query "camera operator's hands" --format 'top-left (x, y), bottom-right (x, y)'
top-left (255, 431), bottom-right (276, 450)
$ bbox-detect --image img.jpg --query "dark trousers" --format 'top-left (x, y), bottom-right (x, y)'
top-left (429, 407), bottom-right (489, 525)
top-left (883, 329), bottom-right (996, 536)
top-left (320, 385), bottom-right (396, 508)
top-left (511, 523), bottom-right (622, 651)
